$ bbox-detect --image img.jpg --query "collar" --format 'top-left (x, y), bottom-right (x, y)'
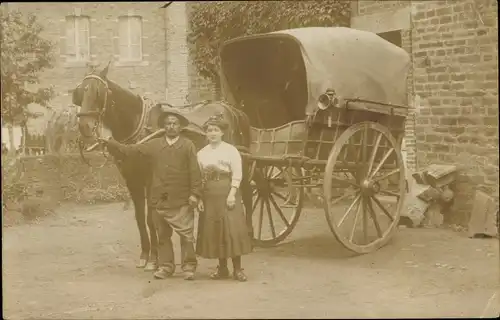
top-left (165, 136), bottom-right (179, 146)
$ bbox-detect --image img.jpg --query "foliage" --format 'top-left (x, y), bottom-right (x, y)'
top-left (44, 107), bottom-right (80, 153)
top-left (1, 154), bottom-right (27, 205)
top-left (1, 154), bottom-right (55, 226)
top-left (1, 7), bottom-right (55, 125)
top-left (188, 0), bottom-right (350, 84)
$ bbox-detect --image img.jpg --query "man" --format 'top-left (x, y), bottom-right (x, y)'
top-left (99, 108), bottom-right (202, 280)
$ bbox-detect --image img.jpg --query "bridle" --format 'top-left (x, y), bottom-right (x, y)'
top-left (75, 73), bottom-right (149, 167)
top-left (76, 74), bottom-right (111, 140)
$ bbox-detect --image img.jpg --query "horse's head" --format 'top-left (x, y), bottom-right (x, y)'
top-left (74, 62), bottom-right (111, 144)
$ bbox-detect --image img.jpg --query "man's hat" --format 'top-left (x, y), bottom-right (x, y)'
top-left (157, 105), bottom-right (190, 127)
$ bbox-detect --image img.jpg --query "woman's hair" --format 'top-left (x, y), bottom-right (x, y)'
top-left (203, 112), bottom-right (229, 131)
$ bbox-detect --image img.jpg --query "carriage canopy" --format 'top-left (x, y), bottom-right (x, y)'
top-left (219, 27), bottom-right (411, 128)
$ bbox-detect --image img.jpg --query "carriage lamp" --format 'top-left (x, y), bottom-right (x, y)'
top-left (317, 89), bottom-right (339, 110)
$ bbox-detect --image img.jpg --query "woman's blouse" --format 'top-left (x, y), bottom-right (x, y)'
top-left (197, 141), bottom-right (242, 188)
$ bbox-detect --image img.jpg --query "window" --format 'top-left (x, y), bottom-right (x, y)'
top-left (65, 15), bottom-right (90, 61)
top-left (118, 16), bottom-right (143, 61)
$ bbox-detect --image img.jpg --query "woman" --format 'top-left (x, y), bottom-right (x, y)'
top-left (196, 113), bottom-right (252, 282)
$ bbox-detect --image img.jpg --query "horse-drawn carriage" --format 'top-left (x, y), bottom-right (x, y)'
top-left (220, 27), bottom-right (410, 254)
top-left (75, 27), bottom-right (410, 265)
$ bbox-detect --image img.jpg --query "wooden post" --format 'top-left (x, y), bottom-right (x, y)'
top-left (7, 123), bottom-right (15, 156)
top-left (21, 123), bottom-right (27, 156)
top-left (468, 190), bottom-right (498, 238)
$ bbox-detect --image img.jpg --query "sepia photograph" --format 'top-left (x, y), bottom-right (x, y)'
top-left (1, 0), bottom-right (498, 318)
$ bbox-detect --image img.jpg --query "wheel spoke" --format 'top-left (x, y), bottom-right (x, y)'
top-left (362, 197), bottom-right (368, 243)
top-left (330, 176), bottom-right (359, 188)
top-left (378, 189), bottom-right (401, 198)
top-left (366, 197), bottom-right (383, 238)
top-left (257, 198), bottom-right (265, 240)
top-left (269, 193), bottom-right (290, 227)
top-left (330, 188), bottom-right (359, 206)
top-left (264, 197), bottom-right (277, 239)
top-left (369, 148), bottom-right (394, 179)
top-left (349, 198), bottom-right (362, 242)
top-left (251, 194), bottom-right (261, 213)
top-left (248, 161), bottom-right (257, 181)
top-left (342, 143), bottom-right (350, 163)
top-left (270, 166), bottom-right (285, 180)
top-left (361, 124), bottom-right (369, 174)
top-left (266, 166), bottom-right (278, 179)
top-left (272, 191), bottom-right (288, 202)
top-left (371, 195), bottom-right (394, 222)
top-left (372, 168), bottom-right (400, 183)
top-left (337, 193), bottom-right (361, 227)
top-left (367, 132), bottom-right (382, 177)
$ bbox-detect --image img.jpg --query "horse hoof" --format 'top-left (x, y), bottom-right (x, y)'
top-left (136, 259), bottom-right (148, 268)
top-left (144, 261), bottom-right (158, 272)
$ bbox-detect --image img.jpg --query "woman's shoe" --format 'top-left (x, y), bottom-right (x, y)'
top-left (210, 266), bottom-right (230, 280)
top-left (233, 269), bottom-right (247, 282)
top-left (153, 267), bottom-right (173, 280)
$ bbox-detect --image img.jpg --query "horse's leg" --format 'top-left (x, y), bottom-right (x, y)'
top-left (144, 200), bottom-right (158, 272)
top-left (127, 180), bottom-right (150, 268)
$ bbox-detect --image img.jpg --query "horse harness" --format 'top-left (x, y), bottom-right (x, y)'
top-left (75, 74), bottom-right (150, 145)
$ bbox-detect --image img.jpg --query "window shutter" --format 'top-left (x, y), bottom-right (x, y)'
top-left (112, 21), bottom-right (120, 59)
top-left (130, 17), bottom-right (142, 61)
top-left (78, 17), bottom-right (90, 60)
top-left (130, 16), bottom-right (142, 44)
top-left (118, 17), bottom-right (129, 60)
top-left (65, 17), bottom-right (76, 58)
top-left (130, 44), bottom-right (141, 61)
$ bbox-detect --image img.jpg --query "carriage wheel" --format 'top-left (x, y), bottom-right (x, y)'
top-left (323, 122), bottom-right (405, 254)
top-left (247, 162), bottom-right (304, 247)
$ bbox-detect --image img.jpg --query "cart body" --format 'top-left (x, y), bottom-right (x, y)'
top-left (218, 27), bottom-right (411, 254)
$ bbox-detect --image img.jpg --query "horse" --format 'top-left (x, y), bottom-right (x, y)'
top-left (72, 63), bottom-right (253, 271)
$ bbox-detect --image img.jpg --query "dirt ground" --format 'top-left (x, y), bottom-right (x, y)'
top-left (3, 202), bottom-right (499, 319)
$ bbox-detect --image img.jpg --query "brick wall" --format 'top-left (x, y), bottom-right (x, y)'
top-left (402, 29), bottom-right (418, 173)
top-left (351, 1), bottom-right (417, 173)
top-left (352, 0), bottom-right (498, 225)
top-left (411, 0), bottom-right (499, 224)
top-left (164, 2), bottom-right (190, 105)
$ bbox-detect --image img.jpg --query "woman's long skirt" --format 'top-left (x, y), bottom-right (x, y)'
top-left (196, 178), bottom-right (253, 259)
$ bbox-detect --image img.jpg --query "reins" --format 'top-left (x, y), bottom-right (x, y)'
top-left (76, 74), bottom-right (150, 167)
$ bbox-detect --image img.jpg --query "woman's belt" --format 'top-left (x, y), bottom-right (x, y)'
top-left (203, 170), bottom-right (231, 181)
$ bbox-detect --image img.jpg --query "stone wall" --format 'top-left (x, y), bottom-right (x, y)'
top-left (411, 0), bottom-right (499, 224)
top-left (6, 2), bottom-right (167, 131)
top-left (357, 0), bottom-right (409, 15)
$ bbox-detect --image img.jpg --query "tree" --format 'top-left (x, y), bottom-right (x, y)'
top-left (188, 1), bottom-right (350, 93)
top-left (1, 6), bottom-right (55, 153)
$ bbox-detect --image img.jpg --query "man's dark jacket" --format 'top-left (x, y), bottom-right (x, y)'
top-left (107, 136), bottom-right (202, 209)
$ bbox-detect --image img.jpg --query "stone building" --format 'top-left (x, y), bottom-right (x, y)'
top-left (4, 1), bottom-right (214, 134)
top-left (352, 0), bottom-right (498, 224)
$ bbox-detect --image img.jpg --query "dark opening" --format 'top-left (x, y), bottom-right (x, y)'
top-left (377, 30), bottom-right (402, 48)
top-left (220, 36), bottom-right (308, 129)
